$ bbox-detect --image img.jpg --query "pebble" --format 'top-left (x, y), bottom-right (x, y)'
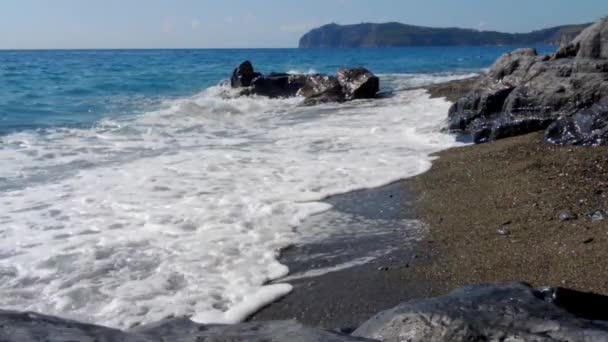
top-left (559, 211), bottom-right (577, 221)
top-left (497, 228), bottom-right (511, 236)
top-left (589, 210), bottom-right (606, 222)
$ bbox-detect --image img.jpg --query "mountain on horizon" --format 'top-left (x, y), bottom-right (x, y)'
top-left (298, 22), bottom-right (591, 48)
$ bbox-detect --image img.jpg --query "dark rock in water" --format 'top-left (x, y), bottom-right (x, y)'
top-left (545, 97), bottom-right (608, 145)
top-left (0, 311), bottom-right (373, 342)
top-left (337, 67), bottom-right (380, 100)
top-left (229, 62), bottom-right (380, 105)
top-left (299, 74), bottom-right (346, 106)
top-left (231, 61), bottom-right (262, 88)
top-left (449, 17), bottom-right (608, 145)
top-left (353, 283), bottom-right (608, 341)
top-left (250, 73), bottom-right (307, 98)
top-left (298, 74), bottom-right (343, 98)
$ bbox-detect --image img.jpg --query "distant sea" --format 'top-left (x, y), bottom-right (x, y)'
top-left (0, 46), bottom-right (556, 328)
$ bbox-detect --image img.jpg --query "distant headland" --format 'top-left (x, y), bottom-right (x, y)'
top-left (298, 22), bottom-right (591, 48)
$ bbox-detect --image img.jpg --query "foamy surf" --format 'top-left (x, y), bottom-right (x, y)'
top-left (0, 74), bottom-right (467, 328)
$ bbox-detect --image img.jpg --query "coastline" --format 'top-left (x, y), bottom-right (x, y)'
top-left (249, 78), bottom-right (479, 329)
top-left (250, 76), bottom-right (608, 330)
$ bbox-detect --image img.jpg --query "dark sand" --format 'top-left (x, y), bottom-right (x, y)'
top-left (251, 77), bottom-right (608, 329)
top-left (409, 132), bottom-right (608, 295)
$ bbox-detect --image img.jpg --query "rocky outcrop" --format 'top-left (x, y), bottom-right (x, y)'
top-left (353, 283), bottom-right (608, 342)
top-left (0, 311), bottom-right (373, 342)
top-left (448, 17), bottom-right (608, 145)
top-left (229, 62), bottom-right (379, 105)
top-left (545, 96), bottom-right (608, 145)
top-left (3, 283), bottom-right (608, 341)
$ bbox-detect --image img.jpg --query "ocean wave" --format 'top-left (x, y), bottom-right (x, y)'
top-left (0, 73), bottom-right (465, 328)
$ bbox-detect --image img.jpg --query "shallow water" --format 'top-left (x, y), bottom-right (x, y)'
top-left (0, 47), bottom-right (555, 328)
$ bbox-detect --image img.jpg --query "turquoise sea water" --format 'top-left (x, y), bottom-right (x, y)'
top-left (0, 46), bottom-right (556, 134)
top-left (0, 46), bottom-right (556, 328)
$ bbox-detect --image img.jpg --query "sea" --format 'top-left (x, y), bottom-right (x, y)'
top-left (0, 46), bottom-right (556, 328)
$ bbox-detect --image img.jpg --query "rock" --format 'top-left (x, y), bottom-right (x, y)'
top-left (0, 311), bottom-right (374, 342)
top-left (559, 211), bottom-right (577, 221)
top-left (229, 62), bottom-right (380, 105)
top-left (250, 73), bottom-right (307, 98)
top-left (132, 319), bottom-right (375, 342)
top-left (0, 310), bottom-right (142, 342)
top-left (497, 227), bottom-right (511, 236)
top-left (353, 283), bottom-right (608, 342)
top-left (337, 68), bottom-right (380, 100)
top-left (449, 17), bottom-right (608, 145)
top-left (588, 210), bottom-right (606, 222)
top-left (545, 96), bottom-right (608, 145)
top-left (570, 17), bottom-right (608, 59)
top-left (231, 61), bottom-right (262, 88)
top-left (299, 74), bottom-right (346, 106)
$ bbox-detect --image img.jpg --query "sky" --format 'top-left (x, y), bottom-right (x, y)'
top-left (1, 0), bottom-right (607, 49)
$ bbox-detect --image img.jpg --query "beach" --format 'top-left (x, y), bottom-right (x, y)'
top-left (250, 78), bottom-right (608, 330)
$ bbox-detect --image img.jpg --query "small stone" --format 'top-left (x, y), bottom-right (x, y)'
top-left (559, 211), bottom-right (577, 221)
top-left (497, 228), bottom-right (511, 236)
top-left (378, 266), bottom-right (390, 271)
top-left (589, 210), bottom-right (606, 222)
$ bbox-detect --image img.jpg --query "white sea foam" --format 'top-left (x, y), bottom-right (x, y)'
top-left (0, 74), bottom-right (467, 328)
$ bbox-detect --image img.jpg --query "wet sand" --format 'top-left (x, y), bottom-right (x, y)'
top-left (249, 182), bottom-right (436, 331)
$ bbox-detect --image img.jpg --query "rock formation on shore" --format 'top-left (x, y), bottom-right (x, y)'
top-left (229, 61), bottom-right (380, 105)
top-left (3, 283), bottom-right (608, 341)
top-left (448, 17), bottom-right (608, 145)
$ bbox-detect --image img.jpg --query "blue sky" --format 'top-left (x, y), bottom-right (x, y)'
top-left (1, 0), bottom-right (607, 49)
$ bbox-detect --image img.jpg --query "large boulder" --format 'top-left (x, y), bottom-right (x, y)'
top-left (337, 67), bottom-right (380, 100)
top-left (353, 283), bottom-right (608, 342)
top-left (230, 61), bottom-right (262, 88)
top-left (449, 17), bottom-right (608, 145)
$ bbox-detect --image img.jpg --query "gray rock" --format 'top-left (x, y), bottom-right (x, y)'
top-left (588, 210), bottom-right (607, 222)
top-left (0, 310), bottom-right (374, 342)
top-left (353, 283), bottom-right (608, 342)
top-left (133, 318), bottom-right (376, 342)
top-left (545, 96), bottom-right (608, 145)
top-left (449, 17), bottom-right (608, 145)
top-left (0, 310), bottom-right (143, 342)
top-left (571, 17), bottom-right (608, 59)
top-left (337, 67), bottom-right (380, 100)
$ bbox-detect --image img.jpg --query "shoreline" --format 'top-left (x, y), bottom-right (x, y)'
top-left (248, 77), bottom-right (481, 329)
top-left (250, 75), bottom-right (608, 330)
